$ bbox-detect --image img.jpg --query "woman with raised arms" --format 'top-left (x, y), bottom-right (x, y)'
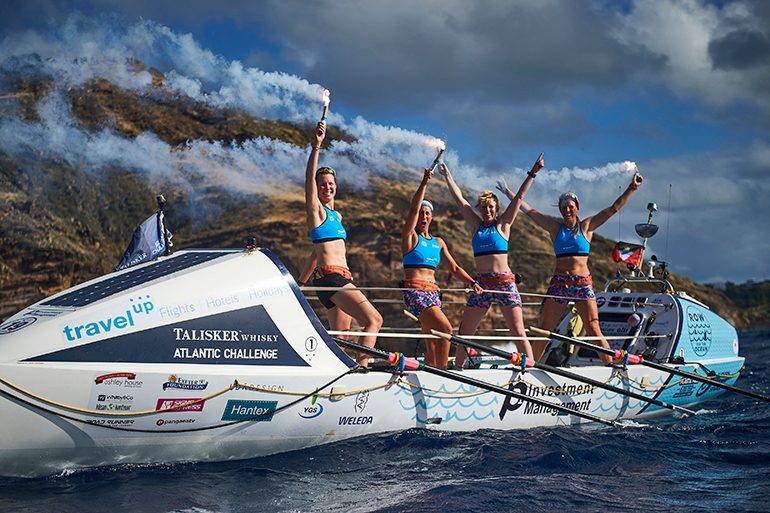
top-left (514, 171), bottom-right (644, 364)
top-left (298, 121), bottom-right (382, 367)
top-left (401, 167), bottom-right (482, 369)
top-left (439, 154), bottom-right (544, 369)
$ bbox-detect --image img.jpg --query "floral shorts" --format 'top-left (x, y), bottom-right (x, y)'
top-left (403, 289), bottom-right (442, 318)
top-left (466, 272), bottom-right (522, 309)
top-left (546, 274), bottom-right (595, 306)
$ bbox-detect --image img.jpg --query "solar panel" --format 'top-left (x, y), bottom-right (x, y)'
top-left (41, 250), bottom-right (235, 308)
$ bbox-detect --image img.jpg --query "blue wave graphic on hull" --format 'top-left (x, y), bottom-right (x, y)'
top-left (444, 410), bottom-right (497, 422)
top-left (398, 394), bottom-right (499, 412)
top-left (411, 408), bottom-right (497, 425)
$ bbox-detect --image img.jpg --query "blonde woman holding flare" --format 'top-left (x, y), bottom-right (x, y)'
top-left (299, 121), bottom-right (382, 367)
top-left (439, 154), bottom-right (543, 369)
top-left (513, 171), bottom-right (644, 365)
top-left (401, 167), bottom-right (482, 369)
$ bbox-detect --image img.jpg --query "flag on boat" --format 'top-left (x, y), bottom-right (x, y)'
top-left (115, 211), bottom-right (168, 271)
top-left (612, 241), bottom-right (644, 266)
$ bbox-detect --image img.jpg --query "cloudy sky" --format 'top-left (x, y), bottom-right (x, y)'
top-left (1, 0), bottom-right (769, 285)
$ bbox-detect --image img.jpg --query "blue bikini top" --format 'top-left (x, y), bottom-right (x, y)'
top-left (472, 223), bottom-right (508, 257)
top-left (403, 234), bottom-right (442, 270)
top-left (553, 224), bottom-right (591, 257)
top-left (309, 206), bottom-right (347, 243)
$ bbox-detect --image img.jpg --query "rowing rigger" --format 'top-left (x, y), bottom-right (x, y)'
top-left (429, 329), bottom-right (694, 415)
top-left (332, 337), bottom-right (616, 426)
top-left (529, 327), bottom-right (770, 404)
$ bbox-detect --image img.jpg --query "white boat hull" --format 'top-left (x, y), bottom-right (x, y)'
top-left (0, 248), bottom-right (744, 478)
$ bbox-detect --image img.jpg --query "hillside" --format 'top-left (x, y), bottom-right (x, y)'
top-left (710, 280), bottom-right (770, 329)
top-left (0, 68), bottom-right (752, 345)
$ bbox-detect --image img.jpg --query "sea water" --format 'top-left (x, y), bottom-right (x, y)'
top-left (1, 330), bottom-right (768, 513)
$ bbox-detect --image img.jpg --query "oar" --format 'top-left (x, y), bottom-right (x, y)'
top-left (332, 337), bottom-right (615, 426)
top-left (528, 326), bottom-right (643, 364)
top-left (431, 330), bottom-right (693, 415)
top-left (530, 326), bottom-right (770, 403)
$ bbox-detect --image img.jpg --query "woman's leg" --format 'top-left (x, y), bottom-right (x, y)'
top-left (418, 306), bottom-right (453, 369)
top-left (327, 306), bottom-right (353, 336)
top-left (575, 298), bottom-right (613, 365)
top-left (453, 306), bottom-right (488, 370)
top-left (532, 298), bottom-right (568, 360)
top-left (331, 285), bottom-right (383, 366)
top-left (500, 305), bottom-right (533, 360)
top-left (327, 304), bottom-right (354, 360)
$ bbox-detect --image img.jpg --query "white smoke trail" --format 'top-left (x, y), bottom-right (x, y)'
top-left (0, 14), bottom-right (639, 210)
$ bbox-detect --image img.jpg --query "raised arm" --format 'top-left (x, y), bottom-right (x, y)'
top-left (498, 153), bottom-right (544, 228)
top-left (438, 162), bottom-right (481, 230)
top-left (518, 199), bottom-right (562, 240)
top-left (305, 121), bottom-right (326, 230)
top-left (402, 168), bottom-right (433, 254)
top-left (438, 238), bottom-right (483, 294)
top-left (584, 172), bottom-right (644, 234)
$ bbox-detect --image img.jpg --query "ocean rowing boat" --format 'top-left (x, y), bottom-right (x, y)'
top-left (0, 209), bottom-right (749, 478)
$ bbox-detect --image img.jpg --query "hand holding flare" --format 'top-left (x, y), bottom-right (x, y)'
top-left (622, 161), bottom-right (643, 189)
top-left (430, 148), bottom-right (445, 173)
top-left (321, 89), bottom-right (330, 121)
top-left (426, 139), bottom-right (446, 173)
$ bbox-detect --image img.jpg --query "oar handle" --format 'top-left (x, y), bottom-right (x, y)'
top-left (430, 329), bottom-right (533, 367)
top-left (334, 337), bottom-right (421, 371)
top-left (529, 327), bottom-right (642, 364)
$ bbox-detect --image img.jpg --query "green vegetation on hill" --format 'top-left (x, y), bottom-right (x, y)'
top-left (719, 280), bottom-right (770, 309)
top-left (707, 280), bottom-right (770, 329)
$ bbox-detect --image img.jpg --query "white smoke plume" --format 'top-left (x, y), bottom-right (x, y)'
top-left (0, 14), bottom-right (638, 212)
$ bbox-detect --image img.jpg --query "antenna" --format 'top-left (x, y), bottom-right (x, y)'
top-left (618, 185), bottom-right (622, 241)
top-left (633, 202), bottom-right (659, 271)
top-left (665, 184), bottom-right (672, 262)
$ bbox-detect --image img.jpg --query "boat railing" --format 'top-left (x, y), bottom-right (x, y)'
top-left (603, 275), bottom-right (675, 294)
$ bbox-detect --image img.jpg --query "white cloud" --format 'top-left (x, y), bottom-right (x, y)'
top-left (613, 0), bottom-right (770, 113)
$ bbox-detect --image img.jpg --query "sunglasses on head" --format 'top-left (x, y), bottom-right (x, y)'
top-left (558, 191), bottom-right (579, 209)
top-left (316, 167), bottom-right (336, 176)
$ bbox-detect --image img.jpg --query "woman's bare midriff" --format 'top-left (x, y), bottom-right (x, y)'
top-left (554, 255), bottom-right (590, 276)
top-left (474, 253), bottom-right (511, 274)
top-left (314, 239), bottom-right (349, 268)
top-left (404, 267), bottom-right (437, 282)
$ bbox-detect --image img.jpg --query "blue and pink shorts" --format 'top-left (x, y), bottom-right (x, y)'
top-left (403, 289), bottom-right (442, 318)
top-left (546, 274), bottom-right (595, 305)
top-left (466, 272), bottom-right (522, 309)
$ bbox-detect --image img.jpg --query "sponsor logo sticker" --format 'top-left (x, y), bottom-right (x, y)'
top-left (94, 372), bottom-right (143, 388)
top-left (162, 375), bottom-right (209, 391)
top-left (299, 403), bottom-right (324, 419)
top-left (221, 400), bottom-right (278, 422)
top-left (0, 317), bottom-right (37, 334)
top-left (686, 305), bottom-right (712, 356)
top-left (354, 390), bottom-right (369, 413)
top-left (338, 416), bottom-right (373, 425)
top-left (156, 418), bottom-right (196, 426)
top-left (156, 398), bottom-right (205, 412)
